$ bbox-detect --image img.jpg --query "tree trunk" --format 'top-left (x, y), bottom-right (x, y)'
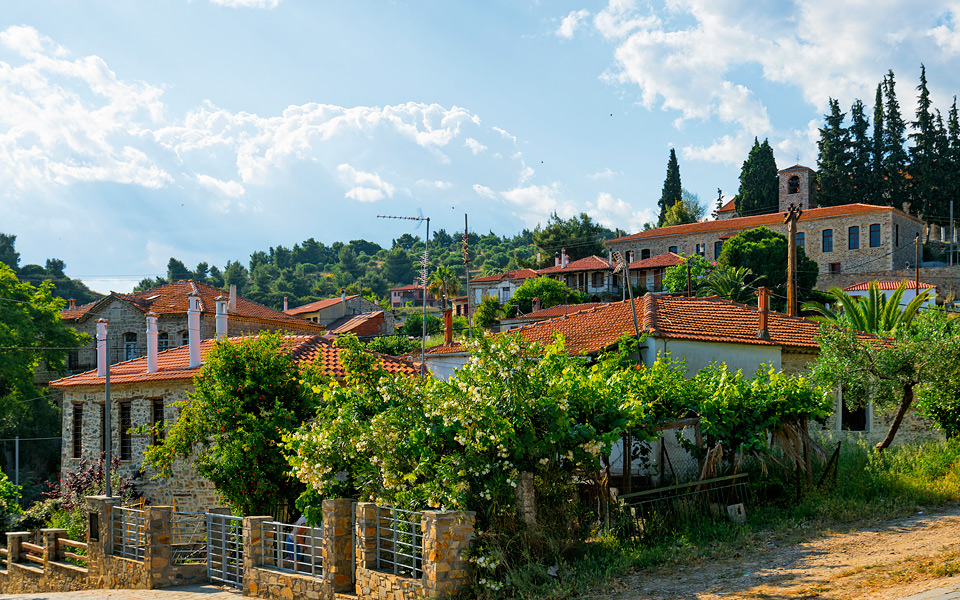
top-left (875, 383), bottom-right (915, 451)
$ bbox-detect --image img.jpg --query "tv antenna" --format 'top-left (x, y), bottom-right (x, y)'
top-left (378, 211), bottom-right (431, 375)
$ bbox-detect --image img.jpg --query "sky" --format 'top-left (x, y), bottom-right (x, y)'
top-left (3, 0), bottom-right (960, 293)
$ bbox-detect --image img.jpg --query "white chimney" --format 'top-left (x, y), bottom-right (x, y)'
top-left (215, 295), bottom-right (228, 340)
top-left (561, 248), bottom-right (567, 268)
top-left (554, 252), bottom-right (560, 267)
top-left (283, 296), bottom-right (288, 312)
top-left (96, 318), bottom-right (108, 377)
top-left (228, 284), bottom-right (237, 312)
top-left (146, 312), bottom-right (158, 374)
top-left (341, 289), bottom-right (346, 304)
top-left (188, 292), bottom-right (202, 369)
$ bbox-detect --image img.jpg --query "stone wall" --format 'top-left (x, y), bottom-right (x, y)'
top-left (817, 265), bottom-right (960, 300)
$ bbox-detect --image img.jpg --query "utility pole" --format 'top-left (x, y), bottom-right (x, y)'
top-left (951, 201), bottom-right (955, 267)
top-left (915, 232), bottom-right (921, 296)
top-left (686, 261), bottom-right (692, 297)
top-left (783, 203), bottom-right (802, 317)
top-left (462, 214), bottom-right (470, 334)
top-left (104, 335), bottom-right (112, 498)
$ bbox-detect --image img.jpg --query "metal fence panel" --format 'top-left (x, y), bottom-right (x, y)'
top-left (111, 506), bottom-right (145, 561)
top-left (262, 521), bottom-right (324, 577)
top-left (206, 513), bottom-right (244, 587)
top-left (172, 512), bottom-right (206, 564)
top-left (376, 506), bottom-right (423, 579)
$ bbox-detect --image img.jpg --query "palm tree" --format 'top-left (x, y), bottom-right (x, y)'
top-left (698, 266), bottom-right (758, 304)
top-left (801, 281), bottom-right (932, 334)
top-left (427, 265), bottom-right (461, 311)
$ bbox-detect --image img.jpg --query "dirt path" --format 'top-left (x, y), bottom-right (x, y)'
top-left (591, 505), bottom-right (960, 600)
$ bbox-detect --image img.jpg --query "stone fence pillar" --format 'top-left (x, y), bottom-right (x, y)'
top-left (86, 495), bottom-right (118, 586)
top-left (322, 498), bottom-right (355, 592)
top-left (242, 516), bottom-right (270, 597)
top-left (144, 506), bottom-right (172, 588)
top-left (421, 511), bottom-right (475, 600)
top-left (355, 501), bottom-right (378, 571)
top-left (41, 528), bottom-right (67, 566)
top-left (6, 532), bottom-right (29, 564)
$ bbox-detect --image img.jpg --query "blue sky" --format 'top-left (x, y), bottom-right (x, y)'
top-left (4, 0), bottom-right (960, 293)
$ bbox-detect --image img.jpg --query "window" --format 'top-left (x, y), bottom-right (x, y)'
top-left (158, 332), bottom-right (169, 352)
top-left (788, 175), bottom-right (800, 194)
top-left (640, 249), bottom-right (650, 260)
top-left (627, 251), bottom-right (635, 262)
top-left (797, 232), bottom-right (805, 248)
top-left (848, 226), bottom-right (860, 250)
top-left (714, 241), bottom-right (723, 259)
top-left (591, 272), bottom-right (604, 287)
top-left (178, 330), bottom-right (189, 347)
top-left (123, 332), bottom-right (137, 360)
top-left (72, 405), bottom-right (83, 459)
top-left (830, 262), bottom-right (841, 274)
top-left (119, 402), bottom-right (132, 461)
top-left (822, 229), bottom-right (833, 252)
top-left (841, 386), bottom-right (867, 431)
top-left (869, 223), bottom-right (881, 247)
top-left (695, 243), bottom-right (705, 257)
top-left (668, 246), bottom-right (678, 254)
top-left (152, 399), bottom-right (165, 446)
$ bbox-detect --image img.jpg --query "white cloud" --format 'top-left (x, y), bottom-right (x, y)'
top-left (500, 183), bottom-right (578, 226)
top-left (587, 192), bottom-right (656, 232)
top-left (472, 184), bottom-right (496, 199)
top-left (557, 9), bottom-right (591, 38)
top-left (337, 163), bottom-right (395, 203)
top-left (196, 174), bottom-right (245, 198)
top-left (492, 126), bottom-right (516, 143)
top-left (464, 137), bottom-right (487, 155)
top-left (209, 0), bottom-right (281, 8)
top-left (587, 167), bottom-right (621, 180)
top-left (416, 179), bottom-right (453, 190)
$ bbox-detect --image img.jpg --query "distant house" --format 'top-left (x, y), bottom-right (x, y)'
top-left (51, 311), bottom-right (417, 512)
top-left (627, 252), bottom-right (684, 292)
top-left (468, 268), bottom-right (539, 307)
top-left (59, 280), bottom-right (325, 375)
top-left (389, 283), bottom-right (439, 309)
top-left (842, 280), bottom-right (938, 308)
top-left (537, 255), bottom-right (620, 296)
top-left (497, 302), bottom-right (608, 332)
top-left (715, 198), bottom-right (738, 220)
top-left (285, 293), bottom-right (395, 336)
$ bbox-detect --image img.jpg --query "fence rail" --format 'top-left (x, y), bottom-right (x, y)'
top-left (112, 506), bottom-right (145, 561)
top-left (376, 506), bottom-right (423, 579)
top-left (263, 520), bottom-right (324, 576)
top-left (58, 538), bottom-right (88, 568)
top-left (172, 511), bottom-right (206, 565)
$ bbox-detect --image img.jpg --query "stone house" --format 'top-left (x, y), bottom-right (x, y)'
top-left (389, 283), bottom-right (439, 309)
top-left (497, 302), bottom-right (608, 332)
top-left (626, 252), bottom-right (684, 292)
top-left (60, 280), bottom-right (325, 374)
top-left (285, 293), bottom-right (395, 336)
top-left (537, 255), bottom-right (621, 297)
top-left (467, 268), bottom-right (538, 312)
top-left (50, 301), bottom-right (417, 512)
top-left (606, 165), bottom-right (926, 282)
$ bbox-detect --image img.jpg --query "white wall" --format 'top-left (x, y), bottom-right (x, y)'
top-left (640, 337), bottom-right (781, 375)
top-left (424, 354), bottom-right (470, 381)
top-left (846, 286), bottom-right (937, 309)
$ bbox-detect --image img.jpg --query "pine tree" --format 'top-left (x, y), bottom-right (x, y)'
top-left (908, 65), bottom-right (947, 222)
top-left (849, 99), bottom-right (872, 205)
top-left (736, 138), bottom-right (779, 216)
top-left (817, 98), bottom-right (852, 206)
top-left (658, 149), bottom-right (682, 225)
top-left (883, 70), bottom-right (909, 211)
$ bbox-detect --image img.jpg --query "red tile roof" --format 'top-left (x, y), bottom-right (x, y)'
top-left (50, 334), bottom-right (418, 388)
top-left (843, 280), bottom-right (937, 292)
top-left (716, 198), bottom-right (737, 214)
top-left (537, 255), bottom-right (613, 275)
top-left (328, 311), bottom-right (386, 336)
top-left (391, 284), bottom-right (426, 292)
top-left (628, 252), bottom-right (684, 270)
top-left (522, 303), bottom-right (608, 319)
top-left (424, 342), bottom-right (467, 355)
top-left (61, 280), bottom-right (324, 331)
top-left (285, 295), bottom-right (359, 315)
top-left (512, 295), bottom-right (835, 355)
top-left (606, 204), bottom-right (922, 244)
top-left (470, 268), bottom-right (539, 284)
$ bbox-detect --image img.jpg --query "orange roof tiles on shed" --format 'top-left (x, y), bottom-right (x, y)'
top-left (61, 280), bottom-right (324, 331)
top-left (469, 268), bottom-right (539, 284)
top-left (628, 252), bottom-right (684, 270)
top-left (50, 334), bottom-right (418, 388)
top-left (843, 280), bottom-right (937, 292)
top-left (522, 303), bottom-right (609, 319)
top-left (328, 311), bottom-right (386, 336)
top-left (537, 255), bottom-right (613, 274)
top-left (285, 295), bottom-right (360, 315)
top-left (606, 204), bottom-right (922, 244)
top-left (716, 198), bottom-right (737, 214)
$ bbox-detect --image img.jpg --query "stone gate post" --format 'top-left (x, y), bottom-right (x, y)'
top-left (41, 528), bottom-right (67, 567)
top-left (242, 516), bottom-right (270, 597)
top-left (322, 498), bottom-right (355, 593)
top-left (144, 506), bottom-right (172, 589)
top-left (421, 511), bottom-right (475, 600)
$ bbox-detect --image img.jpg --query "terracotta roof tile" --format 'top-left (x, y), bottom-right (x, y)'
top-left (843, 280), bottom-right (937, 292)
top-left (424, 342), bottom-right (467, 355)
top-left (469, 268), bottom-right (539, 284)
top-left (523, 303), bottom-right (608, 319)
top-left (391, 283), bottom-right (427, 292)
top-left (285, 295), bottom-right (359, 315)
top-left (50, 334), bottom-right (417, 388)
top-left (328, 311), bottom-right (386, 336)
top-left (537, 255), bottom-right (612, 275)
top-left (716, 198), bottom-right (737, 213)
top-left (606, 204), bottom-right (922, 244)
top-left (628, 252), bottom-right (684, 270)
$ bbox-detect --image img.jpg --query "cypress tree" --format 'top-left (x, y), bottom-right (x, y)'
top-left (817, 98), bottom-right (852, 206)
top-left (946, 98), bottom-right (960, 221)
top-left (908, 65), bottom-right (942, 220)
top-left (871, 82), bottom-right (886, 204)
top-left (849, 99), bottom-right (872, 205)
top-left (883, 70), bottom-right (909, 211)
top-left (736, 138), bottom-right (779, 216)
top-left (658, 149), bottom-right (682, 225)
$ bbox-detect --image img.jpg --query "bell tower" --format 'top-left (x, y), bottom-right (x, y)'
top-left (778, 165), bottom-right (817, 212)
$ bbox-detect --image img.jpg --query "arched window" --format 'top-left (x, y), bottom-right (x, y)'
top-left (123, 332), bottom-right (138, 361)
top-left (178, 330), bottom-right (189, 347)
top-left (788, 175), bottom-right (800, 194)
top-left (158, 331), bottom-right (169, 352)
top-left (640, 249), bottom-right (650, 260)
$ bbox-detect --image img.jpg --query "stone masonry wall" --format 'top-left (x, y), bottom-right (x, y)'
top-left (818, 265), bottom-right (960, 301)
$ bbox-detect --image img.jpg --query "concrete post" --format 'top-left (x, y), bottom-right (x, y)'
top-left (144, 506), bottom-right (172, 588)
top-left (41, 528), bottom-right (67, 567)
top-left (6, 532), bottom-right (29, 564)
top-left (242, 516), bottom-right (271, 598)
top-left (421, 511), bottom-right (475, 599)
top-left (355, 502), bottom-right (378, 572)
top-left (322, 498), bottom-right (355, 592)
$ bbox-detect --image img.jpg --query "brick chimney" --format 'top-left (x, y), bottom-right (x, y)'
top-left (531, 297), bottom-right (541, 313)
top-left (188, 292), bottom-right (202, 368)
top-left (96, 318), bottom-right (108, 377)
top-left (146, 311), bottom-right (158, 374)
top-left (443, 309), bottom-right (453, 345)
top-left (283, 296), bottom-right (288, 312)
top-left (68, 298), bottom-right (76, 310)
top-left (755, 287), bottom-right (771, 341)
top-left (215, 295), bottom-right (228, 340)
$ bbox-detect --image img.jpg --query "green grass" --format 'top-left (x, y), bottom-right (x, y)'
top-left (495, 437), bottom-right (960, 600)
